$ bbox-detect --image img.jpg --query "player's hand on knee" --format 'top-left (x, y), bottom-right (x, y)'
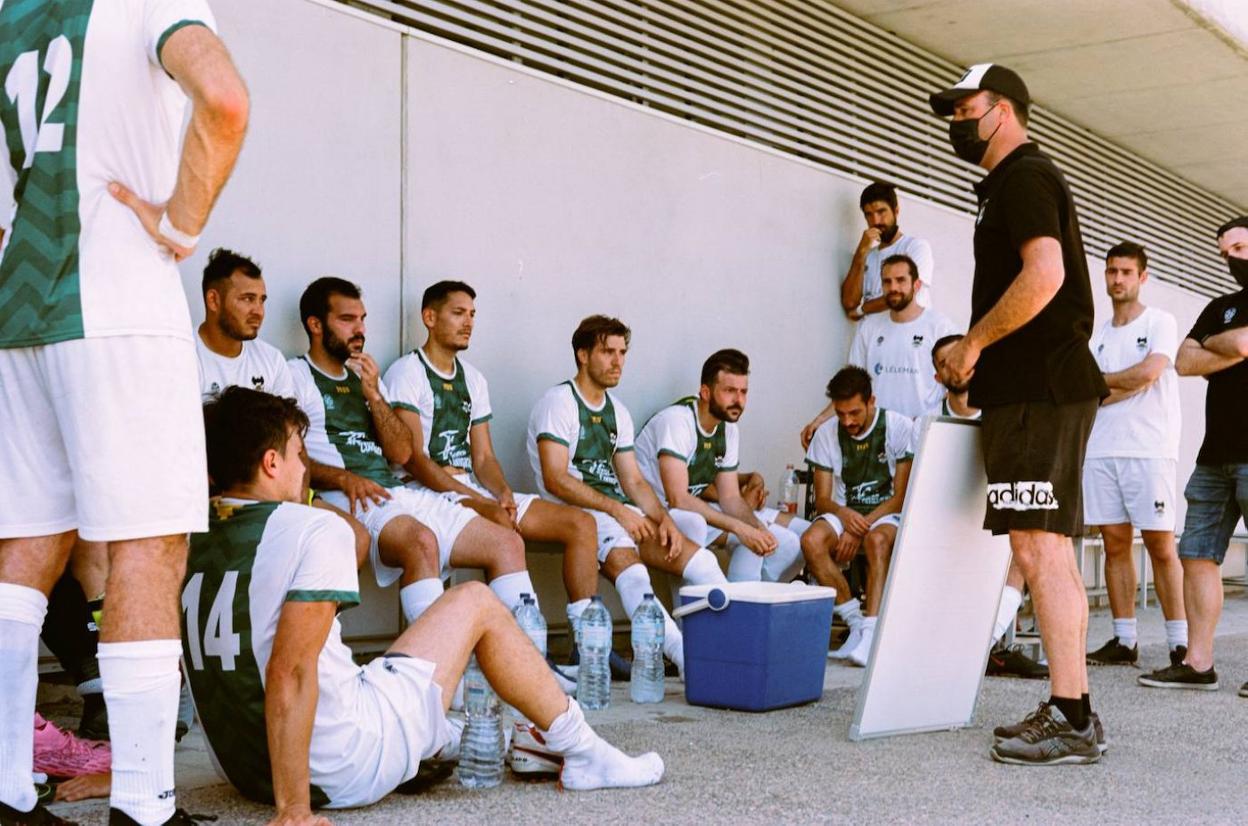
top-left (842, 511), bottom-right (871, 537)
top-left (616, 506), bottom-right (652, 543)
top-left (107, 182), bottom-right (194, 262)
top-left (834, 532), bottom-right (861, 564)
top-left (342, 474), bottom-right (390, 514)
top-left (739, 525), bottom-right (778, 556)
top-left (267, 805), bottom-right (332, 826)
top-left (656, 515), bottom-right (683, 560)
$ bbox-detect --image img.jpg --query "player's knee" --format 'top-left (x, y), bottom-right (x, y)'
top-left (447, 579), bottom-right (493, 610)
top-left (497, 528), bottom-right (527, 568)
top-left (800, 528), bottom-right (825, 558)
top-left (865, 531), bottom-right (891, 560)
top-left (404, 522), bottom-right (439, 569)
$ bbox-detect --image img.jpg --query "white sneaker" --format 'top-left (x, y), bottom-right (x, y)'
top-left (829, 625), bottom-right (862, 660)
top-left (508, 721), bottom-right (563, 776)
top-left (848, 624), bottom-right (875, 667)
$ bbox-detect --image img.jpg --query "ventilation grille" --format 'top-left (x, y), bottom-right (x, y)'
top-left (340, 0), bottom-right (1241, 299)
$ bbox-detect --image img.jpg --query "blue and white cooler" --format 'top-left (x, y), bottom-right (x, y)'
top-left (675, 581), bottom-right (835, 712)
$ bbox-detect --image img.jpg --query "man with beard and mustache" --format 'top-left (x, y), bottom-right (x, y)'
top-left (1082, 243), bottom-right (1187, 670)
top-left (528, 316), bottom-right (729, 678)
top-left (840, 181), bottom-right (934, 321)
top-left (1139, 217), bottom-right (1248, 700)
top-left (635, 349), bottom-right (808, 584)
top-left (289, 278), bottom-right (560, 678)
top-left (801, 366), bottom-right (915, 667)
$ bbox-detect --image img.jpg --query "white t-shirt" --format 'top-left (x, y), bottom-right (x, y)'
top-left (804, 409), bottom-right (915, 514)
top-left (1086, 307), bottom-right (1181, 460)
top-left (382, 349), bottom-right (491, 468)
top-left (860, 234), bottom-right (934, 310)
top-left (0, 0), bottom-right (217, 347)
top-left (635, 400), bottom-right (740, 505)
top-left (196, 333), bottom-right (295, 400)
top-left (527, 381), bottom-right (636, 505)
top-left (849, 307), bottom-right (958, 419)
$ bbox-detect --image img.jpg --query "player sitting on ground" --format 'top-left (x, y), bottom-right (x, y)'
top-left (288, 278), bottom-right (550, 647)
top-left (184, 387), bottom-right (663, 821)
top-left (635, 349), bottom-right (807, 583)
top-left (383, 281), bottom-right (598, 624)
top-left (801, 366), bottom-right (914, 667)
top-left (527, 315), bottom-right (729, 676)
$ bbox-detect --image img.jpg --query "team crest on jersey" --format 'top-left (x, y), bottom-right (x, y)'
top-left (1154, 500), bottom-right (1166, 515)
top-left (442, 382), bottom-right (453, 391)
top-left (209, 381), bottom-right (221, 394)
top-left (590, 415), bottom-right (602, 424)
top-left (1225, 308), bottom-right (1237, 324)
top-left (323, 393), bottom-right (335, 410)
top-left (251, 376), bottom-right (265, 389)
top-left (1096, 343), bottom-right (1104, 354)
top-left (911, 334), bottom-right (924, 348)
top-left (878, 450), bottom-right (887, 463)
top-left (1135, 336), bottom-right (1148, 351)
top-left (876, 335), bottom-right (885, 345)
top-left (703, 441), bottom-right (712, 450)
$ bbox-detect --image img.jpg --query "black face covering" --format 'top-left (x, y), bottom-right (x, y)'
top-left (1229, 256), bottom-right (1248, 289)
top-left (948, 107), bottom-right (1002, 165)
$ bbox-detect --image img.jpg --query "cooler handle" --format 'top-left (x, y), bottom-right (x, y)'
top-left (672, 587), bottom-right (730, 618)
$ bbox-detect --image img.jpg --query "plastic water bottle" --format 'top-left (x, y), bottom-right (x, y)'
top-left (629, 593), bottom-right (665, 703)
top-left (576, 595), bottom-right (612, 710)
top-left (779, 464), bottom-right (800, 514)
top-left (458, 655), bottom-right (504, 789)
top-left (514, 594), bottom-right (547, 657)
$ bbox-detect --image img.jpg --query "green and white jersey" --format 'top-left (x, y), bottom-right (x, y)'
top-left (527, 380), bottom-right (635, 505)
top-left (181, 498), bottom-right (363, 807)
top-left (0, 0), bottom-right (216, 348)
top-left (635, 397), bottom-right (739, 504)
top-left (382, 349), bottom-right (491, 471)
top-left (805, 408), bottom-right (914, 516)
top-left (289, 356), bottom-right (401, 489)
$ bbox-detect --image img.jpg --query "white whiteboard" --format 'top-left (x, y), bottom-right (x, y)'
top-left (850, 417), bottom-right (1012, 740)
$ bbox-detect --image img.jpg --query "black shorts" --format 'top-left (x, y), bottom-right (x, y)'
top-left (980, 398), bottom-right (1097, 536)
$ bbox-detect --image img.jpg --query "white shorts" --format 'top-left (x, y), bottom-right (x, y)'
top-left (320, 486), bottom-right (475, 587)
top-left (0, 336), bottom-right (207, 541)
top-left (815, 511), bottom-right (901, 536)
top-left (584, 504), bottom-right (643, 563)
top-left (437, 473), bottom-right (538, 525)
top-left (1082, 457), bottom-right (1177, 532)
top-left (318, 655), bottom-right (452, 808)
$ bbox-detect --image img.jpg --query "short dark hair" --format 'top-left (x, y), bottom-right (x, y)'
top-left (1106, 241), bottom-right (1147, 272)
top-left (571, 315), bottom-right (631, 364)
top-left (859, 182), bottom-right (898, 211)
top-left (1216, 216), bottom-right (1248, 239)
top-left (931, 333), bottom-right (964, 368)
top-left (202, 247), bottom-right (261, 296)
top-left (826, 365), bottom-right (872, 404)
top-left (986, 91), bottom-right (1029, 127)
top-left (881, 254), bottom-right (919, 282)
top-left (299, 277), bottom-right (361, 340)
top-left (700, 349), bottom-right (750, 387)
top-left (203, 386), bottom-right (308, 490)
top-left (421, 280), bottom-right (476, 311)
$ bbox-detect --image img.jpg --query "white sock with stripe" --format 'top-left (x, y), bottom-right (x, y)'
top-left (0, 584), bottom-right (46, 813)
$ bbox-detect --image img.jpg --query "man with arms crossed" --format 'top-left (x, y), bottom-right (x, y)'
top-left (636, 349), bottom-right (805, 584)
top-left (383, 281), bottom-right (598, 618)
top-left (186, 388), bottom-right (662, 824)
top-left (0, 4), bottom-right (248, 823)
top-left (289, 278), bottom-right (544, 640)
top-left (528, 316), bottom-right (729, 675)
top-left (1083, 242), bottom-right (1187, 668)
top-left (1139, 217), bottom-right (1248, 698)
top-left (931, 64), bottom-right (1107, 764)
top-left (840, 181), bottom-right (935, 320)
top-left (801, 367), bottom-right (914, 667)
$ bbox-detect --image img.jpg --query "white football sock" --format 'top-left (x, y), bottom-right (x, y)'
top-left (540, 699), bottom-right (664, 790)
top-left (566, 598), bottom-right (590, 648)
top-left (761, 526), bottom-right (804, 583)
top-left (100, 638), bottom-right (182, 826)
top-left (1113, 617), bottom-right (1138, 648)
top-left (399, 577), bottom-right (444, 623)
top-left (0, 584), bottom-right (46, 813)
top-left (992, 585), bottom-right (1024, 646)
top-left (681, 547), bottom-right (727, 586)
top-left (490, 570), bottom-right (538, 612)
top-left (1165, 619), bottom-right (1188, 650)
top-left (615, 564), bottom-right (682, 670)
top-left (834, 597), bottom-right (864, 630)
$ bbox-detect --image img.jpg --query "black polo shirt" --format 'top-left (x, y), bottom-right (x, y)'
top-left (968, 142), bottom-right (1107, 408)
top-left (1187, 289), bottom-right (1248, 465)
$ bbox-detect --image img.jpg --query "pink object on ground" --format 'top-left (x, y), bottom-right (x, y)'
top-left (33, 712), bottom-right (111, 778)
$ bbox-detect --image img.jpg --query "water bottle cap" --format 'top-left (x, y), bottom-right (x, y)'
top-left (590, 594), bottom-right (603, 602)
top-left (520, 592), bottom-right (532, 599)
top-left (643, 592), bottom-right (654, 599)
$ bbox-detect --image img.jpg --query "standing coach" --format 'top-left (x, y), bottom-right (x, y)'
top-left (929, 64), bottom-right (1107, 766)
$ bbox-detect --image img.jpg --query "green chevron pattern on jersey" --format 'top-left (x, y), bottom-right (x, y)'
top-left (182, 500), bottom-right (330, 808)
top-left (567, 381), bottom-right (631, 504)
top-left (0, 0), bottom-right (91, 347)
top-left (837, 416), bottom-right (895, 516)
top-left (675, 396), bottom-right (728, 497)
top-left (417, 350), bottom-right (473, 470)
top-left (302, 357), bottom-right (398, 488)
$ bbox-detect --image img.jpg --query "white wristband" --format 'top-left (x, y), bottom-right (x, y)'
top-left (158, 212), bottom-right (200, 249)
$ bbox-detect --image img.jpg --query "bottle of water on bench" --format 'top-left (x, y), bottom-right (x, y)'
top-left (458, 655), bottom-right (504, 789)
top-left (778, 464), bottom-right (799, 514)
top-left (630, 593), bottom-right (665, 703)
top-left (577, 595), bottom-right (612, 710)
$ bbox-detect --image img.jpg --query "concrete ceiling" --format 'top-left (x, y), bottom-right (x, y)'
top-left (829, 0), bottom-right (1248, 208)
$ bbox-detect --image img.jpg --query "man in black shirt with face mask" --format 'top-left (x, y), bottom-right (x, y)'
top-left (929, 64), bottom-right (1108, 765)
top-left (1138, 217), bottom-right (1248, 699)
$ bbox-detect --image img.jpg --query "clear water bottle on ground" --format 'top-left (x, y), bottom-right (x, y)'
top-left (778, 464), bottom-right (799, 514)
top-left (630, 593), bottom-right (665, 704)
top-left (576, 595), bottom-right (613, 710)
top-left (458, 655), bottom-right (504, 789)
top-left (514, 594), bottom-right (547, 657)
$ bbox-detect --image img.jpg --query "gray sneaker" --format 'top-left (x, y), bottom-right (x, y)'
top-left (1238, 681), bottom-right (1247, 698)
top-left (990, 704), bottom-right (1101, 766)
top-left (995, 704), bottom-right (1106, 753)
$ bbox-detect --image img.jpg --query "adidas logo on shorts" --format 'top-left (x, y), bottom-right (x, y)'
top-left (987, 481), bottom-right (1059, 511)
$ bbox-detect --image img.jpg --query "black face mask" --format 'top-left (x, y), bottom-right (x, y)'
top-left (948, 107), bottom-right (1002, 165)
top-left (1229, 256), bottom-right (1248, 289)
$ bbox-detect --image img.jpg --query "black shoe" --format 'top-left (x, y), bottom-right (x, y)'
top-left (1239, 681), bottom-right (1247, 698)
top-left (986, 645), bottom-right (1049, 680)
top-left (395, 760), bottom-right (456, 793)
top-left (1087, 636), bottom-right (1138, 665)
top-left (1137, 662), bottom-right (1218, 691)
top-left (1169, 645), bottom-right (1187, 667)
top-left (989, 704), bottom-right (1100, 766)
top-left (545, 655), bottom-right (577, 694)
top-left (77, 693), bottom-right (109, 741)
top-left (108, 810), bottom-right (217, 825)
top-left (0, 801), bottom-right (78, 826)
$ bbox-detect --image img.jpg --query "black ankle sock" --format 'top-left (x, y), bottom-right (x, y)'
top-left (1081, 693), bottom-right (1091, 717)
top-left (1050, 695), bottom-right (1087, 729)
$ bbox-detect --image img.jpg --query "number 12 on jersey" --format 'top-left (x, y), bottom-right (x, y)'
top-left (4, 35), bottom-right (72, 169)
top-left (182, 571), bottom-right (242, 672)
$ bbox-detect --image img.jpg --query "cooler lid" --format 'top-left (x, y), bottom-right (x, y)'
top-left (678, 581), bottom-right (835, 605)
